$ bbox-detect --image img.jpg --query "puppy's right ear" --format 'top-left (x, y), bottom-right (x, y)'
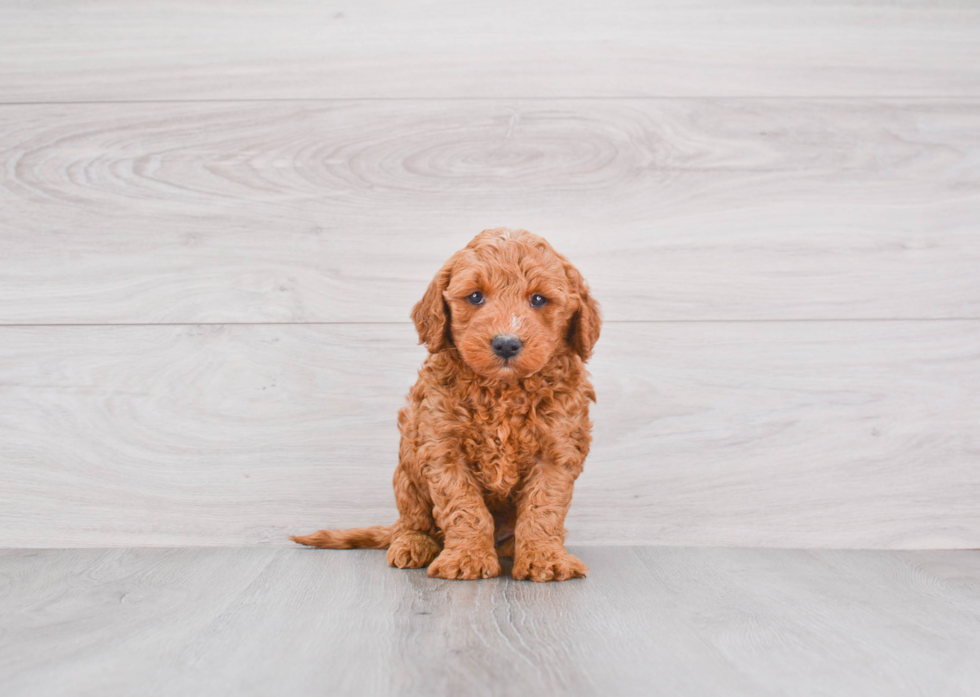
top-left (411, 254), bottom-right (456, 353)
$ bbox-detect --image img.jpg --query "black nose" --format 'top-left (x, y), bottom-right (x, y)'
top-left (491, 334), bottom-right (523, 360)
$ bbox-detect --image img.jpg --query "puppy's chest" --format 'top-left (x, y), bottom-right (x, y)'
top-left (461, 393), bottom-right (543, 500)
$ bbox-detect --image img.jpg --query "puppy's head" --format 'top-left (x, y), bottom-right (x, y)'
top-left (411, 228), bottom-right (601, 380)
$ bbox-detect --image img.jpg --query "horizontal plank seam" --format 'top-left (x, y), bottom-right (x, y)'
top-left (3, 96), bottom-right (980, 107)
top-left (2, 317), bottom-right (980, 328)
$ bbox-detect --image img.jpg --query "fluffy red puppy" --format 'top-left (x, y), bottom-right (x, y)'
top-left (293, 228), bottom-right (601, 582)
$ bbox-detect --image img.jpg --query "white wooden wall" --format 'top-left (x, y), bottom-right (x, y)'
top-left (1, 1), bottom-right (978, 548)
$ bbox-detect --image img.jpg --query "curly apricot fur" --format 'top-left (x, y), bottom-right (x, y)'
top-left (294, 229), bottom-right (601, 582)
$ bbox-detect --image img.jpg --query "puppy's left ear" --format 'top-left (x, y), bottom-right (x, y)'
top-left (411, 253), bottom-right (457, 353)
top-left (561, 256), bottom-right (602, 361)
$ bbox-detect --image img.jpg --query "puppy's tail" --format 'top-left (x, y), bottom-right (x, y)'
top-left (291, 525), bottom-right (393, 549)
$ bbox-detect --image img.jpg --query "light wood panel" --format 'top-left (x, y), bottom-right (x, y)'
top-left (1, 321), bottom-right (977, 549)
top-left (2, 547), bottom-right (979, 696)
top-left (2, 99), bottom-right (979, 324)
top-left (2, 1), bottom-right (980, 102)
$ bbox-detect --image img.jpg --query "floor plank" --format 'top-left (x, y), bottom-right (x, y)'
top-left (1, 547), bottom-right (978, 696)
top-left (2, 1), bottom-right (980, 101)
top-left (2, 100), bottom-right (979, 323)
top-left (1, 321), bottom-right (978, 549)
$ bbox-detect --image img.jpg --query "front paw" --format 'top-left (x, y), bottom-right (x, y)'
top-left (513, 547), bottom-right (588, 582)
top-left (427, 547), bottom-right (501, 580)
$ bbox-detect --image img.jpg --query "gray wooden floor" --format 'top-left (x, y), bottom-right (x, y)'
top-left (1, 546), bottom-right (978, 697)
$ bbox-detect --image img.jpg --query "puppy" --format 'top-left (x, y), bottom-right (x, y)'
top-left (293, 228), bottom-right (600, 582)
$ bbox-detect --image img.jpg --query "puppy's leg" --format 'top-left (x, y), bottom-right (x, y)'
top-left (387, 463), bottom-right (441, 569)
top-left (425, 461), bottom-right (500, 580)
top-left (512, 462), bottom-right (587, 582)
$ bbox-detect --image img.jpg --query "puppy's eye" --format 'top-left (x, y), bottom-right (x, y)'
top-left (467, 292), bottom-right (485, 305)
top-left (530, 294), bottom-right (547, 308)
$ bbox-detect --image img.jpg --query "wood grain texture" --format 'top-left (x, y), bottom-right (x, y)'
top-left (1, 547), bottom-right (979, 697)
top-left (2, 1), bottom-right (980, 102)
top-left (2, 1), bottom-right (979, 557)
top-left (2, 99), bottom-right (979, 323)
top-left (1, 321), bottom-right (977, 549)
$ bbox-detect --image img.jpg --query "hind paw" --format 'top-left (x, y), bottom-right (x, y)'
top-left (387, 531), bottom-right (441, 569)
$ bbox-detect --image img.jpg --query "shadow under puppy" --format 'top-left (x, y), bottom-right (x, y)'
top-left (294, 228), bottom-right (601, 582)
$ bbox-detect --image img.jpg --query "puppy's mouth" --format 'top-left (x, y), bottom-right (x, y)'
top-left (489, 355), bottom-right (522, 379)
top-left (499, 353), bottom-right (525, 369)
